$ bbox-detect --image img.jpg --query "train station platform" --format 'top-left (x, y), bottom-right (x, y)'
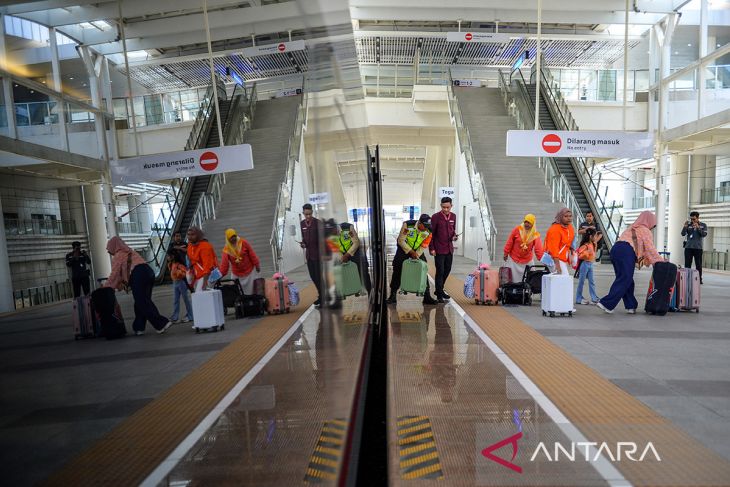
top-left (1, 259), bottom-right (729, 486)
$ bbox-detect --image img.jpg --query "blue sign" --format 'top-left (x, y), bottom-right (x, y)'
top-left (511, 51), bottom-right (529, 72)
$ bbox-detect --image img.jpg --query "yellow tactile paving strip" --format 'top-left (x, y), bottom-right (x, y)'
top-left (42, 286), bottom-right (316, 487)
top-left (442, 274), bottom-right (730, 486)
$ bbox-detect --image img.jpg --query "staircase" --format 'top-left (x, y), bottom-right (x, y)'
top-left (454, 87), bottom-right (562, 240)
top-left (175, 99), bottom-right (232, 236)
top-left (201, 96), bottom-right (301, 276)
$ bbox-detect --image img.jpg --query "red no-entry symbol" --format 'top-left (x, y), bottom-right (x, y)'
top-left (278, 43), bottom-right (286, 52)
top-left (541, 134), bottom-right (562, 154)
top-left (200, 151), bottom-right (219, 171)
top-left (465, 33), bottom-right (473, 41)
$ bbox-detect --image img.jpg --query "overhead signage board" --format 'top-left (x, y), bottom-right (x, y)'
top-left (111, 144), bottom-right (254, 186)
top-left (446, 32), bottom-right (511, 43)
top-left (452, 79), bottom-right (482, 87)
top-left (309, 192), bottom-right (329, 205)
top-left (506, 130), bottom-right (655, 159)
top-left (241, 40), bottom-right (305, 57)
top-left (439, 187), bottom-right (456, 199)
top-left (277, 88), bottom-right (303, 98)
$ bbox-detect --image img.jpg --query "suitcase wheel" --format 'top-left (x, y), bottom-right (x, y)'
top-left (542, 311), bottom-right (547, 316)
top-left (220, 324), bottom-right (225, 330)
top-left (568, 311), bottom-right (573, 317)
top-left (549, 311), bottom-right (555, 317)
top-left (194, 328), bottom-right (200, 334)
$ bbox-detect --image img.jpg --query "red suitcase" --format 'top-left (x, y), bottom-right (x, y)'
top-left (73, 296), bottom-right (98, 339)
top-left (472, 265), bottom-right (500, 306)
top-left (265, 273), bottom-right (291, 314)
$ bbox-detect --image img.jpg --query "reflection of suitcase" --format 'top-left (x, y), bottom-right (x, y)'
top-left (400, 258), bottom-right (428, 296)
top-left (334, 261), bottom-right (362, 298)
top-left (192, 289), bottom-right (225, 332)
top-left (216, 279), bottom-right (245, 318)
top-left (499, 266), bottom-right (513, 286)
top-left (266, 274), bottom-right (291, 314)
top-left (541, 274), bottom-right (573, 317)
top-left (501, 282), bottom-right (532, 305)
top-left (645, 262), bottom-right (677, 316)
top-left (473, 266), bottom-right (499, 305)
top-left (241, 295), bottom-right (267, 317)
top-left (673, 267), bottom-right (700, 312)
top-left (73, 296), bottom-right (98, 339)
top-left (91, 288), bottom-right (126, 340)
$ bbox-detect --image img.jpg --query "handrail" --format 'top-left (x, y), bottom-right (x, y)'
top-left (270, 80), bottom-right (307, 272)
top-left (446, 75), bottom-right (498, 262)
top-left (535, 67), bottom-right (624, 246)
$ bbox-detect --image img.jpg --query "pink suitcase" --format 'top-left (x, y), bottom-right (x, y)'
top-left (676, 267), bottom-right (700, 312)
top-left (499, 266), bottom-right (513, 286)
top-left (73, 296), bottom-right (98, 339)
top-left (265, 273), bottom-right (291, 314)
top-left (472, 265), bottom-right (499, 305)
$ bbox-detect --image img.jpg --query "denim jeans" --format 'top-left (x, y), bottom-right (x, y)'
top-left (171, 279), bottom-right (193, 321)
top-left (575, 261), bottom-right (599, 303)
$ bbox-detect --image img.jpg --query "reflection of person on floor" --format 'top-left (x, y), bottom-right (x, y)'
top-left (386, 214), bottom-right (438, 305)
top-left (327, 221), bottom-right (372, 293)
top-left (429, 307), bottom-right (455, 403)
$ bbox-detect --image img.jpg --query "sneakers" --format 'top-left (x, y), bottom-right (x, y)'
top-left (157, 321), bottom-right (173, 334)
top-left (596, 302), bottom-right (613, 314)
top-left (578, 299), bottom-right (590, 305)
top-left (626, 309), bottom-right (637, 314)
top-left (437, 295), bottom-right (445, 304)
top-left (441, 292), bottom-right (451, 300)
top-left (386, 293), bottom-right (397, 304)
top-left (313, 299), bottom-right (321, 308)
top-left (181, 318), bottom-right (191, 323)
top-left (134, 330), bottom-right (145, 336)
top-left (591, 300), bottom-right (600, 306)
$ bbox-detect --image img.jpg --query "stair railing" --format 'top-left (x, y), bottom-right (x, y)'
top-left (270, 81), bottom-right (307, 272)
top-left (536, 67), bottom-right (624, 246)
top-left (446, 79), bottom-right (498, 262)
top-left (498, 69), bottom-right (586, 233)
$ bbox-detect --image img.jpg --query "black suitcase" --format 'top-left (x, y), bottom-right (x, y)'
top-left (645, 261), bottom-right (678, 316)
top-left (216, 280), bottom-right (245, 317)
top-left (90, 287), bottom-right (127, 340)
top-left (242, 294), bottom-right (267, 318)
top-left (501, 282), bottom-right (532, 305)
top-left (523, 264), bottom-right (551, 295)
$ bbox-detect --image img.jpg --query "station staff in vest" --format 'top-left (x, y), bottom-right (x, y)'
top-left (330, 222), bottom-right (372, 294)
top-left (386, 214), bottom-right (438, 305)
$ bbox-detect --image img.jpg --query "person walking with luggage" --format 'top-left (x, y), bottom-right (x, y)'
top-left (300, 204), bottom-right (327, 307)
top-left (105, 236), bottom-right (172, 335)
top-left (386, 214), bottom-right (438, 305)
top-left (597, 211), bottom-right (664, 314)
top-left (167, 246), bottom-right (193, 324)
top-left (682, 211), bottom-right (707, 284)
top-left (502, 214), bottom-right (544, 283)
top-left (220, 228), bottom-right (261, 294)
top-left (186, 226), bottom-right (218, 292)
top-left (66, 241), bottom-right (92, 298)
top-left (328, 221), bottom-right (372, 293)
top-left (575, 228), bottom-right (602, 305)
top-left (544, 208), bottom-right (576, 275)
top-left (430, 197), bottom-right (458, 303)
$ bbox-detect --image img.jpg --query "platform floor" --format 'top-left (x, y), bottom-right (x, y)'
top-left (1, 258), bottom-right (730, 486)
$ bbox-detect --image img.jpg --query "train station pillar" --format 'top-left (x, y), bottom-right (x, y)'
top-left (668, 155), bottom-right (689, 262)
top-left (83, 184), bottom-right (111, 282)
top-left (58, 186), bottom-right (88, 235)
top-left (0, 196), bottom-right (15, 312)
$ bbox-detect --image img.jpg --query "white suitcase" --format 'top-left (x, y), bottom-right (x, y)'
top-left (541, 274), bottom-right (574, 317)
top-left (192, 289), bottom-right (225, 332)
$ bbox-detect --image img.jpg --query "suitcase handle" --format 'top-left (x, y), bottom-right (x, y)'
top-left (476, 247), bottom-right (483, 266)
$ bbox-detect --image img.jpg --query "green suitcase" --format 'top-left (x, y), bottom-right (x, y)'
top-left (400, 258), bottom-right (428, 296)
top-left (334, 261), bottom-right (363, 298)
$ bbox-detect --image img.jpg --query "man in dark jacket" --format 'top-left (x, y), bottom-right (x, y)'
top-left (66, 241), bottom-right (91, 298)
top-left (682, 211), bottom-right (708, 284)
top-left (300, 204), bottom-right (327, 307)
top-left (429, 197), bottom-right (458, 303)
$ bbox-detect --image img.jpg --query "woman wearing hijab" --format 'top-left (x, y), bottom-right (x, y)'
top-left (186, 226), bottom-right (217, 292)
top-left (598, 211), bottom-right (664, 314)
top-left (544, 207), bottom-right (576, 275)
top-left (219, 228), bottom-right (261, 294)
top-left (105, 236), bottom-right (172, 335)
top-left (502, 214), bottom-right (545, 282)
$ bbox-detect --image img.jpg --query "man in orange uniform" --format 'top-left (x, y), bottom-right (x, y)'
top-left (186, 226), bottom-right (218, 292)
